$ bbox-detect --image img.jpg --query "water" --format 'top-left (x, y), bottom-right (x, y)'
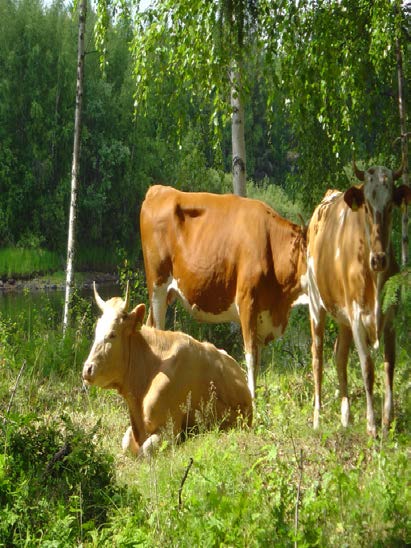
top-left (0, 289), bottom-right (64, 321)
top-left (0, 283), bottom-right (120, 324)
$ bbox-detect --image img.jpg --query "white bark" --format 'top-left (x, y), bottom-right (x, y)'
top-left (63, 0), bottom-right (87, 331)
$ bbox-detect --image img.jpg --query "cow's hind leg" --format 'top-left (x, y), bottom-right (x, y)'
top-left (352, 323), bottom-right (376, 436)
top-left (122, 426), bottom-right (139, 455)
top-left (239, 300), bottom-right (259, 399)
top-left (149, 280), bottom-right (169, 329)
top-left (244, 345), bottom-right (261, 401)
top-left (310, 308), bottom-right (326, 429)
top-left (383, 321), bottom-right (395, 432)
top-left (335, 324), bottom-right (352, 427)
top-left (140, 433), bottom-right (162, 457)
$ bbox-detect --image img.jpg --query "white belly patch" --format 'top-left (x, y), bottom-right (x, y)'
top-left (167, 277), bottom-right (240, 323)
top-left (155, 278), bottom-right (283, 342)
top-left (256, 310), bottom-right (283, 344)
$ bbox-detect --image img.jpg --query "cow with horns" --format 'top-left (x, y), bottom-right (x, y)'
top-left (140, 185), bottom-right (308, 399)
top-left (82, 283), bottom-right (252, 457)
top-left (307, 157), bottom-right (410, 435)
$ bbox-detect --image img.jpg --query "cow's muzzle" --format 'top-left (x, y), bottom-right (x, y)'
top-left (82, 362), bottom-right (94, 383)
top-left (370, 252), bottom-right (387, 272)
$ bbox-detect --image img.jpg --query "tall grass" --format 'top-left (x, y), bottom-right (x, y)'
top-left (76, 246), bottom-right (123, 272)
top-left (0, 290), bottom-right (409, 546)
top-left (0, 245), bottom-right (124, 278)
top-left (0, 247), bottom-right (62, 278)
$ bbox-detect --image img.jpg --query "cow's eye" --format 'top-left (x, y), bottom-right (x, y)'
top-left (104, 332), bottom-right (115, 343)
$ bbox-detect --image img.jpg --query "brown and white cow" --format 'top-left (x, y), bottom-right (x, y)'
top-left (82, 283), bottom-right (252, 457)
top-left (140, 185), bottom-right (308, 398)
top-left (307, 159), bottom-right (410, 435)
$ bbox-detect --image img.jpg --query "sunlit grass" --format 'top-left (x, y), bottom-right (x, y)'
top-left (1, 292), bottom-right (409, 546)
top-left (0, 247), bottom-right (62, 277)
top-left (0, 246), bottom-right (122, 278)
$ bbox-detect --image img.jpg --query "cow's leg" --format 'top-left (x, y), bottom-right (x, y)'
top-left (382, 321), bottom-right (395, 431)
top-left (139, 433), bottom-right (162, 457)
top-left (238, 297), bottom-right (259, 399)
top-left (149, 281), bottom-right (169, 329)
top-left (123, 425), bottom-right (162, 458)
top-left (122, 426), bottom-right (139, 454)
top-left (335, 325), bottom-right (352, 427)
top-left (244, 344), bottom-right (260, 400)
top-left (241, 321), bottom-right (259, 400)
top-left (334, 325), bottom-right (352, 427)
top-left (310, 308), bottom-right (325, 429)
top-left (352, 323), bottom-right (376, 436)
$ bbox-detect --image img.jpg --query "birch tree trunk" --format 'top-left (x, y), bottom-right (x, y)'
top-left (396, 23), bottom-right (409, 266)
top-left (63, 0), bottom-right (87, 332)
top-left (231, 69), bottom-right (247, 197)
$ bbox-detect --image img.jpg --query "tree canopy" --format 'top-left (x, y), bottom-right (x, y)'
top-left (0, 0), bottom-right (409, 263)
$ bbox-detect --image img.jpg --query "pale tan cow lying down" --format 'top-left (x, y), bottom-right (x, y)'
top-left (82, 283), bottom-right (252, 457)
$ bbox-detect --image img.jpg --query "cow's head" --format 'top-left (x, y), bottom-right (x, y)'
top-left (82, 282), bottom-right (146, 389)
top-left (344, 158), bottom-right (410, 272)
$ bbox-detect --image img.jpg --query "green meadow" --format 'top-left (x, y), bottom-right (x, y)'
top-left (0, 287), bottom-right (409, 547)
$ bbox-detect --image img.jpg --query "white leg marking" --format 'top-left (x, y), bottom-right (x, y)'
top-left (122, 426), bottom-right (138, 455)
top-left (351, 304), bottom-right (376, 436)
top-left (152, 280), bottom-right (170, 329)
top-left (140, 433), bottom-right (161, 457)
top-left (245, 353), bottom-right (255, 400)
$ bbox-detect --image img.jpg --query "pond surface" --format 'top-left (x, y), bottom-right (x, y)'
top-left (0, 283), bottom-right (120, 323)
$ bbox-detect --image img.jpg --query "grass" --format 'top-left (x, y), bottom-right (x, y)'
top-left (0, 247), bottom-right (62, 278)
top-left (0, 292), bottom-right (409, 547)
top-left (76, 246), bottom-right (123, 273)
top-left (0, 245), bottom-right (122, 279)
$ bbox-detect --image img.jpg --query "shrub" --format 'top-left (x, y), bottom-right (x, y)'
top-left (1, 413), bottom-right (119, 545)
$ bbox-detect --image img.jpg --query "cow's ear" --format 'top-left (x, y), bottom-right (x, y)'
top-left (393, 185), bottom-right (411, 209)
top-left (344, 186), bottom-right (365, 211)
top-left (128, 303), bottom-right (146, 331)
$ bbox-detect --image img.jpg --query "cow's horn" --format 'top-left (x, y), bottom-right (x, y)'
top-left (353, 154), bottom-right (365, 181)
top-left (123, 281), bottom-right (130, 312)
top-left (93, 281), bottom-right (106, 312)
top-left (393, 156), bottom-right (404, 181)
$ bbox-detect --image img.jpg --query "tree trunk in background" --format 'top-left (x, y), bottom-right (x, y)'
top-left (63, 0), bottom-right (87, 332)
top-left (231, 70), bottom-right (247, 197)
top-left (396, 24), bottom-right (409, 266)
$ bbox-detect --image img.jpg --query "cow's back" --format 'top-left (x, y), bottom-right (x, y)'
top-left (140, 185), bottom-right (305, 318)
top-left (140, 185), bottom-right (268, 289)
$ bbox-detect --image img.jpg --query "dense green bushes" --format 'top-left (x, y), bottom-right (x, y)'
top-left (0, 0), bottom-right (291, 257)
top-left (2, 0), bottom-right (408, 266)
top-left (2, 414), bottom-right (118, 546)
